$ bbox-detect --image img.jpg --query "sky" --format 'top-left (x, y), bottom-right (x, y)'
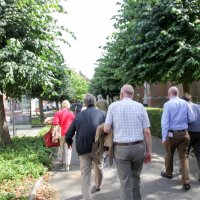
top-left (57, 0), bottom-right (119, 79)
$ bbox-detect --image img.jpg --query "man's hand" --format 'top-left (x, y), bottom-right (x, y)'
top-left (162, 141), bottom-right (166, 146)
top-left (144, 151), bottom-right (151, 164)
top-left (104, 124), bottom-right (111, 134)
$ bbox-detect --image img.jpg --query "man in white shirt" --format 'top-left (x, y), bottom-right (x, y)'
top-left (104, 85), bottom-right (152, 200)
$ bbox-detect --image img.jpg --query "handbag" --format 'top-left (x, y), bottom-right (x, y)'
top-left (44, 125), bottom-right (60, 148)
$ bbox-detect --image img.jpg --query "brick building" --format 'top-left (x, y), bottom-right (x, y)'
top-left (134, 81), bottom-right (200, 108)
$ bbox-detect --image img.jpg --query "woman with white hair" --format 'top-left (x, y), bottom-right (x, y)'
top-left (53, 100), bottom-right (75, 171)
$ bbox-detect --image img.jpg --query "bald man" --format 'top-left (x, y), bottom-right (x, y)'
top-left (104, 85), bottom-right (152, 200)
top-left (161, 86), bottom-right (195, 190)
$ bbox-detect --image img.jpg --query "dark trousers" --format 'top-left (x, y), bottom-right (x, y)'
top-left (188, 131), bottom-right (200, 170)
top-left (165, 131), bottom-right (190, 185)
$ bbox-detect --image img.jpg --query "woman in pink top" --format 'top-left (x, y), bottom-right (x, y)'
top-left (53, 100), bottom-right (75, 171)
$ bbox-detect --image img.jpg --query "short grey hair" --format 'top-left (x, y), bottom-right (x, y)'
top-left (84, 93), bottom-right (96, 107)
top-left (121, 84), bottom-right (134, 96)
top-left (97, 94), bottom-right (103, 101)
top-left (168, 86), bottom-right (179, 96)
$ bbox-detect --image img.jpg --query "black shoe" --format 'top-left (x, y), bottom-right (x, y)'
top-left (182, 183), bottom-right (190, 191)
top-left (96, 188), bottom-right (100, 192)
top-left (91, 186), bottom-right (100, 193)
top-left (161, 171), bottom-right (173, 179)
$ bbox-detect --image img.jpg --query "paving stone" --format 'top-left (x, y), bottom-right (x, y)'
top-left (48, 136), bottom-right (200, 200)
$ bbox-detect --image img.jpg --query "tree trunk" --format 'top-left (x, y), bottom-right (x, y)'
top-left (0, 94), bottom-right (11, 145)
top-left (39, 97), bottom-right (44, 124)
top-left (182, 83), bottom-right (190, 93)
top-left (56, 101), bottom-right (59, 111)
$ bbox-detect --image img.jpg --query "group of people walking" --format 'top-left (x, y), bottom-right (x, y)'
top-left (49, 84), bottom-right (200, 200)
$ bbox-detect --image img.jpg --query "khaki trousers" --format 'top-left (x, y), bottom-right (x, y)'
top-left (165, 131), bottom-right (190, 185)
top-left (79, 153), bottom-right (103, 200)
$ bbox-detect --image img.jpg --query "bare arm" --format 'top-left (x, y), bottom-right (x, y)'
top-left (143, 127), bottom-right (152, 164)
top-left (104, 123), bottom-right (111, 134)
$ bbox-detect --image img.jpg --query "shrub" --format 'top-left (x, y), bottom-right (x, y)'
top-left (146, 108), bottom-right (163, 138)
top-left (31, 117), bottom-right (41, 125)
top-left (0, 136), bottom-right (53, 199)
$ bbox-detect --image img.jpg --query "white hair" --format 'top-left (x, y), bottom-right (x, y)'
top-left (62, 100), bottom-right (70, 108)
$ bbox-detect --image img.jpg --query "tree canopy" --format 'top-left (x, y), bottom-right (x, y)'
top-left (0, 0), bottom-right (70, 98)
top-left (0, 0), bottom-right (76, 144)
top-left (90, 0), bottom-right (200, 95)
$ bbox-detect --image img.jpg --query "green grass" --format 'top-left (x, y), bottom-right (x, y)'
top-left (31, 117), bottom-right (41, 125)
top-left (0, 135), bottom-right (54, 200)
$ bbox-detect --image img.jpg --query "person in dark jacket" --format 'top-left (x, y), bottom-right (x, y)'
top-left (70, 101), bottom-right (82, 115)
top-left (182, 93), bottom-right (200, 182)
top-left (66, 93), bottom-right (105, 200)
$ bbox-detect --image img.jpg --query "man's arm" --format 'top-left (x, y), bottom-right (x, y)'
top-left (187, 103), bottom-right (195, 123)
top-left (143, 128), bottom-right (152, 164)
top-left (103, 104), bottom-right (112, 134)
top-left (104, 123), bottom-right (111, 134)
top-left (65, 120), bottom-right (76, 148)
top-left (161, 104), bottom-right (170, 144)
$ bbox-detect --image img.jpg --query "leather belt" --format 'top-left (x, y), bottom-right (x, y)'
top-left (169, 130), bottom-right (187, 133)
top-left (114, 140), bottom-right (143, 146)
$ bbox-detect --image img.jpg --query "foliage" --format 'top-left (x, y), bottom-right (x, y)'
top-left (31, 117), bottom-right (42, 126)
top-left (0, 0), bottom-right (73, 144)
top-left (146, 107), bottom-right (163, 138)
top-left (128, 0), bottom-right (200, 90)
top-left (89, 58), bottom-right (122, 98)
top-left (42, 66), bottom-right (89, 102)
top-left (69, 70), bottom-right (89, 101)
top-left (0, 136), bottom-right (53, 199)
top-left (0, 0), bottom-right (70, 98)
top-left (90, 0), bottom-right (200, 95)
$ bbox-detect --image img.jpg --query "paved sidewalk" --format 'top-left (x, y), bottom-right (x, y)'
top-left (9, 125), bottom-right (43, 137)
top-left (49, 136), bottom-right (200, 200)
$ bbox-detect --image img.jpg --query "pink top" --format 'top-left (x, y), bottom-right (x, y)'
top-left (53, 109), bottom-right (75, 137)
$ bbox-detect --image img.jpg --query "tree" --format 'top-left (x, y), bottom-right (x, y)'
top-left (0, 0), bottom-right (70, 144)
top-left (89, 54), bottom-right (122, 99)
top-left (128, 0), bottom-right (200, 91)
top-left (31, 65), bottom-right (72, 123)
top-left (69, 70), bottom-right (89, 101)
top-left (90, 0), bottom-right (147, 96)
top-left (92, 0), bottom-right (200, 96)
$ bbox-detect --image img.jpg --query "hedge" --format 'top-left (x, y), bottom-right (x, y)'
top-left (146, 108), bottom-right (163, 138)
top-left (0, 136), bottom-right (53, 200)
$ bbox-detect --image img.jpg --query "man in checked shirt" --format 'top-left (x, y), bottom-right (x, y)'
top-left (104, 84), bottom-right (152, 200)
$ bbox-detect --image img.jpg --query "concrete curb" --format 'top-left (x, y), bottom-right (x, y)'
top-left (29, 152), bottom-right (53, 200)
top-left (29, 177), bottom-right (43, 200)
